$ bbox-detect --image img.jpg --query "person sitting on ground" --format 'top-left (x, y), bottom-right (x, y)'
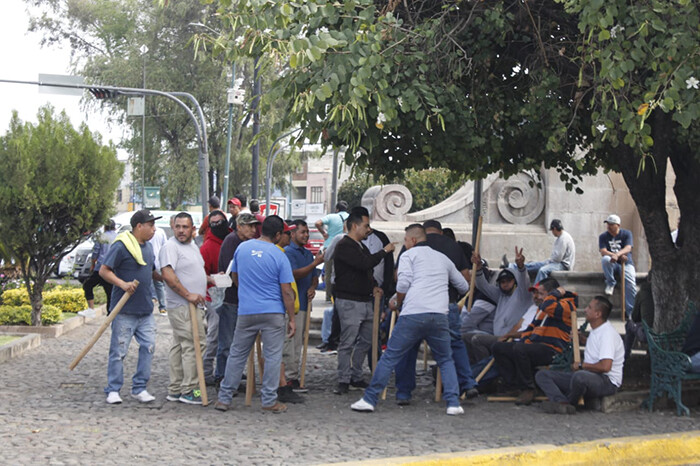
top-left (491, 278), bottom-right (575, 405)
top-left (623, 271), bottom-right (654, 359)
top-left (504, 219), bottom-right (575, 284)
top-left (350, 224), bottom-right (468, 415)
top-left (536, 296), bottom-right (624, 414)
top-left (464, 247), bottom-right (532, 363)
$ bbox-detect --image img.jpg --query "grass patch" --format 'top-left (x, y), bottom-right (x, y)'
top-left (0, 335), bottom-right (20, 346)
top-left (61, 312), bottom-right (77, 322)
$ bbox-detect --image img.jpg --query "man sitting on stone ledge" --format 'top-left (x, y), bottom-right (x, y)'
top-left (491, 278), bottom-right (575, 405)
top-left (535, 296), bottom-right (624, 414)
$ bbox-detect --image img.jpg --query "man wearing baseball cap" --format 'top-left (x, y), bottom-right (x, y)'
top-left (505, 219), bottom-right (576, 283)
top-left (227, 197), bottom-right (243, 229)
top-left (99, 209), bottom-right (161, 404)
top-left (599, 214), bottom-right (637, 317)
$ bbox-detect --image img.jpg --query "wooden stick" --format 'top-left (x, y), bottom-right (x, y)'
top-left (423, 340), bottom-right (429, 371)
top-left (299, 302), bottom-right (313, 388)
top-left (467, 216), bottom-right (484, 312)
top-left (487, 396), bottom-right (548, 402)
top-left (572, 308), bottom-right (580, 365)
top-left (620, 262), bottom-right (626, 322)
top-left (245, 350), bottom-right (255, 406)
top-left (475, 357), bottom-right (495, 383)
top-left (371, 293), bottom-right (380, 376)
top-left (381, 309), bottom-right (397, 400)
top-left (435, 367), bottom-right (442, 402)
top-left (255, 333), bottom-right (264, 383)
top-left (189, 303), bottom-right (208, 406)
top-left (69, 280), bottom-right (139, 370)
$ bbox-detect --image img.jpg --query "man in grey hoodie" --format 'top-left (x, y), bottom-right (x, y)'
top-left (464, 247), bottom-right (532, 363)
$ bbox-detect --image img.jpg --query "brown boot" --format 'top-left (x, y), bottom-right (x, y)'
top-left (515, 389), bottom-right (535, 405)
top-left (261, 402), bottom-right (287, 413)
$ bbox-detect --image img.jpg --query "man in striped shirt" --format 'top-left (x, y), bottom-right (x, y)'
top-left (491, 277), bottom-right (576, 405)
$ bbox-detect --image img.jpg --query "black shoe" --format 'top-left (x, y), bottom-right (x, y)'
top-left (287, 379), bottom-right (308, 393)
top-left (316, 342), bottom-right (328, 350)
top-left (350, 379), bottom-right (368, 390)
top-left (501, 254), bottom-right (509, 268)
top-left (205, 377), bottom-right (217, 387)
top-left (334, 383), bottom-right (349, 395)
top-left (463, 388), bottom-right (479, 399)
top-left (396, 398), bottom-right (411, 406)
top-left (277, 386), bottom-right (305, 404)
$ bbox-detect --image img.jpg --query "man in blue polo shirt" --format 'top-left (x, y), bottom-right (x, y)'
top-left (283, 220), bottom-right (324, 389)
top-left (215, 215), bottom-right (296, 413)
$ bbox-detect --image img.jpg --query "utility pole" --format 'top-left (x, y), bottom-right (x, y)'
top-left (140, 45), bottom-right (148, 209)
top-left (251, 59), bottom-right (261, 199)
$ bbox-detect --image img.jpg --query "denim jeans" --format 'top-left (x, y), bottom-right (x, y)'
top-left (690, 352), bottom-right (700, 373)
top-left (105, 313), bottom-right (156, 394)
top-left (215, 302), bottom-right (238, 379)
top-left (448, 303), bottom-right (477, 391)
top-left (151, 280), bottom-right (166, 311)
top-left (535, 369), bottom-right (618, 405)
top-left (218, 313), bottom-right (286, 407)
top-left (363, 313), bottom-right (460, 408)
top-left (336, 299), bottom-right (374, 384)
top-left (601, 256), bottom-right (637, 316)
top-left (321, 307), bottom-right (334, 343)
top-left (510, 261), bottom-right (567, 285)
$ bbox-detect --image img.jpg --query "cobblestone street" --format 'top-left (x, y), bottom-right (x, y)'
top-left (2, 308), bottom-right (699, 465)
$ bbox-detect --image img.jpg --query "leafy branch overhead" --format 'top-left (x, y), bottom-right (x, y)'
top-left (203, 0), bottom-right (698, 191)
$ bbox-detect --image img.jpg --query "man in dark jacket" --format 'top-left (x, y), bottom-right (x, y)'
top-left (333, 210), bottom-right (395, 394)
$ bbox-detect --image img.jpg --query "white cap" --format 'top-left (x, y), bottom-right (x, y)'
top-left (604, 214), bottom-right (621, 225)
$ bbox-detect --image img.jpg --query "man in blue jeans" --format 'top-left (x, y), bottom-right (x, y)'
top-left (99, 209), bottom-right (161, 405)
top-left (214, 216), bottom-right (296, 413)
top-left (351, 224), bottom-right (468, 415)
top-left (393, 219), bottom-right (478, 403)
top-left (599, 214), bottom-right (637, 317)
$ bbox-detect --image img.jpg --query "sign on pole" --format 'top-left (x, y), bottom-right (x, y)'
top-left (128, 97), bottom-right (145, 116)
top-left (144, 187), bottom-right (161, 209)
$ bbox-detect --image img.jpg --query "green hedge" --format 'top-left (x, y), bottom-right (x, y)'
top-left (0, 304), bottom-right (63, 325)
top-left (1, 287), bottom-right (87, 312)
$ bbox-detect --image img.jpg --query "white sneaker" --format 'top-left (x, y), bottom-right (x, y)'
top-left (131, 390), bottom-right (156, 403)
top-left (446, 405), bottom-right (465, 415)
top-left (106, 391), bottom-right (122, 404)
top-left (351, 398), bottom-right (375, 412)
top-left (604, 285), bottom-right (614, 296)
top-left (78, 308), bottom-right (96, 318)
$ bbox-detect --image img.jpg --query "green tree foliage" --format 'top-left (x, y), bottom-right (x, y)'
top-left (339, 168), bottom-right (462, 212)
top-left (207, 0), bottom-right (699, 332)
top-left (0, 106), bottom-right (122, 325)
top-left (26, 0), bottom-right (305, 208)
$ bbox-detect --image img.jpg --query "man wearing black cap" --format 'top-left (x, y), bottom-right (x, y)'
top-left (99, 209), bottom-right (161, 405)
top-left (505, 219), bottom-right (576, 284)
top-left (466, 248), bottom-right (532, 362)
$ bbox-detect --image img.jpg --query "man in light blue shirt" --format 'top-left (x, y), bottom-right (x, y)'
top-left (315, 200), bottom-right (349, 300)
top-left (351, 224), bottom-right (468, 416)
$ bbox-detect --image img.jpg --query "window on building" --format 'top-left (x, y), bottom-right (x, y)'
top-left (310, 186), bottom-right (323, 203)
top-left (117, 189), bottom-right (123, 202)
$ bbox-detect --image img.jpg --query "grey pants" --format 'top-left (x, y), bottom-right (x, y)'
top-left (463, 333), bottom-right (499, 364)
top-left (535, 369), bottom-right (618, 405)
top-left (202, 289), bottom-right (222, 379)
top-left (336, 298), bottom-right (373, 384)
top-left (217, 313), bottom-right (286, 407)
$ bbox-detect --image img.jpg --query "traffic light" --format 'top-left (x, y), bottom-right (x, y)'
top-left (89, 88), bottom-right (120, 99)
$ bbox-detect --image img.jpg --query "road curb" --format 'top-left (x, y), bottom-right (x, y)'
top-left (327, 430), bottom-right (700, 465)
top-left (0, 333), bottom-right (41, 363)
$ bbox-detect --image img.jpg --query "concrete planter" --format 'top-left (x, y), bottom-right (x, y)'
top-left (0, 306), bottom-right (106, 338)
top-left (0, 333), bottom-right (41, 363)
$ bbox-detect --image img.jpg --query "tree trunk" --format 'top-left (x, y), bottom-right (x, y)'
top-left (27, 279), bottom-right (45, 327)
top-left (617, 113), bottom-right (700, 333)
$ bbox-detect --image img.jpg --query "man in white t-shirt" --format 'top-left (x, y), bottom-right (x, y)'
top-left (535, 295), bottom-right (624, 414)
top-left (160, 212), bottom-right (208, 405)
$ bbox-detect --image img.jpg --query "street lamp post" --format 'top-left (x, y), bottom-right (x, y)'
top-left (140, 44), bottom-right (148, 209)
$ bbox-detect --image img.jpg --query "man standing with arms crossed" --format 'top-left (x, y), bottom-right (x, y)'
top-left (99, 209), bottom-right (161, 404)
top-left (351, 224), bottom-right (467, 415)
top-left (159, 212), bottom-right (208, 404)
top-left (215, 216), bottom-right (296, 413)
top-left (333, 210), bottom-right (395, 394)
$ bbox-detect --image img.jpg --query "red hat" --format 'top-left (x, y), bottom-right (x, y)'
top-left (228, 198), bottom-right (242, 207)
top-left (283, 222), bottom-right (297, 233)
top-left (528, 283), bottom-right (541, 292)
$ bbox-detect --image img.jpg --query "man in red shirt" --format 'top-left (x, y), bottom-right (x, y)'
top-left (199, 210), bottom-right (231, 384)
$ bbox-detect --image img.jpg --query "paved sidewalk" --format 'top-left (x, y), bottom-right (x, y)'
top-left (1, 311), bottom-right (699, 465)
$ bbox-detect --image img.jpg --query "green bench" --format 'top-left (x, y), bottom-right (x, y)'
top-left (643, 302), bottom-right (700, 416)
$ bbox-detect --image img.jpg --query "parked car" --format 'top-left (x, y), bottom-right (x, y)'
top-left (305, 228), bottom-right (324, 255)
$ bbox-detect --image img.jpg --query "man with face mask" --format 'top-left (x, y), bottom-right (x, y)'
top-left (199, 210), bottom-right (231, 385)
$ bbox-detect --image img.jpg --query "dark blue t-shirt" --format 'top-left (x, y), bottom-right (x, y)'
top-left (285, 242), bottom-right (319, 311)
top-left (598, 229), bottom-right (635, 267)
top-left (102, 241), bottom-right (155, 316)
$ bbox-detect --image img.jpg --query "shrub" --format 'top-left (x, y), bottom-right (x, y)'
top-left (0, 287), bottom-right (87, 312)
top-left (0, 304), bottom-right (63, 325)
